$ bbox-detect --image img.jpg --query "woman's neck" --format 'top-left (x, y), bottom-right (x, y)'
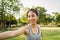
top-left (30, 24), bottom-right (37, 28)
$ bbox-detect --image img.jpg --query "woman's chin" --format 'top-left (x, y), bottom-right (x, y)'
top-left (30, 23), bottom-right (35, 25)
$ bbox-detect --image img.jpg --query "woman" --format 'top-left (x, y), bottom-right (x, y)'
top-left (0, 9), bottom-right (41, 40)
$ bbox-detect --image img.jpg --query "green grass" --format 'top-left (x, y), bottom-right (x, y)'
top-left (41, 30), bottom-right (60, 40)
top-left (0, 27), bottom-right (60, 40)
top-left (5, 35), bottom-right (25, 40)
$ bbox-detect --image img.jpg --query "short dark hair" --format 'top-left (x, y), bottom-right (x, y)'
top-left (27, 8), bottom-right (38, 16)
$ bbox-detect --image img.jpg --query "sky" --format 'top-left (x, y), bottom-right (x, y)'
top-left (20, 0), bottom-right (60, 14)
top-left (16, 0), bottom-right (60, 19)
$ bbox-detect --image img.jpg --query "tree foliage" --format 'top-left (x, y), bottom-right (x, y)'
top-left (0, 0), bottom-right (22, 29)
top-left (35, 6), bottom-right (47, 24)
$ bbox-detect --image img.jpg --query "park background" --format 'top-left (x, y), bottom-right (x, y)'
top-left (0, 0), bottom-right (60, 40)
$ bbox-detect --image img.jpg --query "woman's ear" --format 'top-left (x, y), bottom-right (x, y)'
top-left (37, 16), bottom-right (39, 24)
top-left (37, 16), bottom-right (39, 20)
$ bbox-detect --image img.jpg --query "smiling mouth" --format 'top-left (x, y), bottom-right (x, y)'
top-left (30, 20), bottom-right (35, 23)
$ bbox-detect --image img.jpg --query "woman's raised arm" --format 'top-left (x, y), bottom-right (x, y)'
top-left (0, 26), bottom-right (26, 40)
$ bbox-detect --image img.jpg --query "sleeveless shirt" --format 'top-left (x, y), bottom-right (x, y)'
top-left (25, 24), bottom-right (41, 40)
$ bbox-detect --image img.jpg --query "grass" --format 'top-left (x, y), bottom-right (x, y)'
top-left (41, 30), bottom-right (60, 40)
top-left (5, 35), bottom-right (25, 40)
top-left (0, 27), bottom-right (60, 40)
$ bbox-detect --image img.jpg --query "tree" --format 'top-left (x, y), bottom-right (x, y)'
top-left (35, 6), bottom-right (47, 24)
top-left (6, 14), bottom-right (17, 27)
top-left (52, 12), bottom-right (60, 27)
top-left (11, 16), bottom-right (18, 25)
top-left (44, 14), bottom-right (52, 25)
top-left (20, 13), bottom-right (28, 26)
top-left (0, 0), bottom-right (22, 29)
top-left (56, 14), bottom-right (60, 24)
top-left (17, 7), bottom-right (29, 26)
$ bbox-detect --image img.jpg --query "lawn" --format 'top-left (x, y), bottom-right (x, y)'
top-left (0, 27), bottom-right (60, 40)
top-left (41, 30), bottom-right (60, 40)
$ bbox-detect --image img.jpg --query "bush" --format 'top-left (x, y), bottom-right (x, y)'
top-left (57, 24), bottom-right (60, 27)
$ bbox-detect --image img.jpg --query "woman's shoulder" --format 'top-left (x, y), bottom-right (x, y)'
top-left (37, 24), bottom-right (41, 30)
top-left (21, 24), bottom-right (29, 31)
top-left (22, 25), bottom-right (29, 35)
top-left (19, 25), bottom-right (28, 29)
top-left (23, 24), bottom-right (29, 29)
top-left (37, 24), bottom-right (41, 27)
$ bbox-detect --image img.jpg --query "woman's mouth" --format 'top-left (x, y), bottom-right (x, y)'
top-left (30, 19), bottom-right (35, 23)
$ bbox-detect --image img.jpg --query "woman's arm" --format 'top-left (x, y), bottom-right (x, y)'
top-left (41, 30), bottom-right (44, 40)
top-left (0, 27), bottom-right (26, 40)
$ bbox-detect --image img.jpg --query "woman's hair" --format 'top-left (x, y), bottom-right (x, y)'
top-left (27, 8), bottom-right (38, 16)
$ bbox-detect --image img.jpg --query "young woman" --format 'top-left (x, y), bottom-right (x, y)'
top-left (0, 9), bottom-right (41, 40)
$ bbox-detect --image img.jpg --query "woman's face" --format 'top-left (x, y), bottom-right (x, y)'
top-left (27, 11), bottom-right (38, 25)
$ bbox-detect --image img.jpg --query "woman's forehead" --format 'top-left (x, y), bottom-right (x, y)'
top-left (28, 11), bottom-right (36, 15)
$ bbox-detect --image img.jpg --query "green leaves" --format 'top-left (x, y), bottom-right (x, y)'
top-left (35, 6), bottom-right (47, 24)
top-left (21, 13), bottom-right (28, 24)
top-left (13, 6), bottom-right (20, 11)
top-left (0, 0), bottom-right (22, 28)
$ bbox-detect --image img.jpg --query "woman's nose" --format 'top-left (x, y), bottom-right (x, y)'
top-left (29, 16), bottom-right (33, 20)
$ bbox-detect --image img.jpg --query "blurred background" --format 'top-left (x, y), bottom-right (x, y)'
top-left (0, 0), bottom-right (60, 40)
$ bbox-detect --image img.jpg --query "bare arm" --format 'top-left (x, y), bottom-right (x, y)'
top-left (0, 27), bottom-right (26, 40)
top-left (41, 32), bottom-right (44, 40)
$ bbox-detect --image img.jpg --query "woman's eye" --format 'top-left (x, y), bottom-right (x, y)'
top-left (32, 15), bottom-right (35, 17)
top-left (28, 15), bottom-right (30, 18)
